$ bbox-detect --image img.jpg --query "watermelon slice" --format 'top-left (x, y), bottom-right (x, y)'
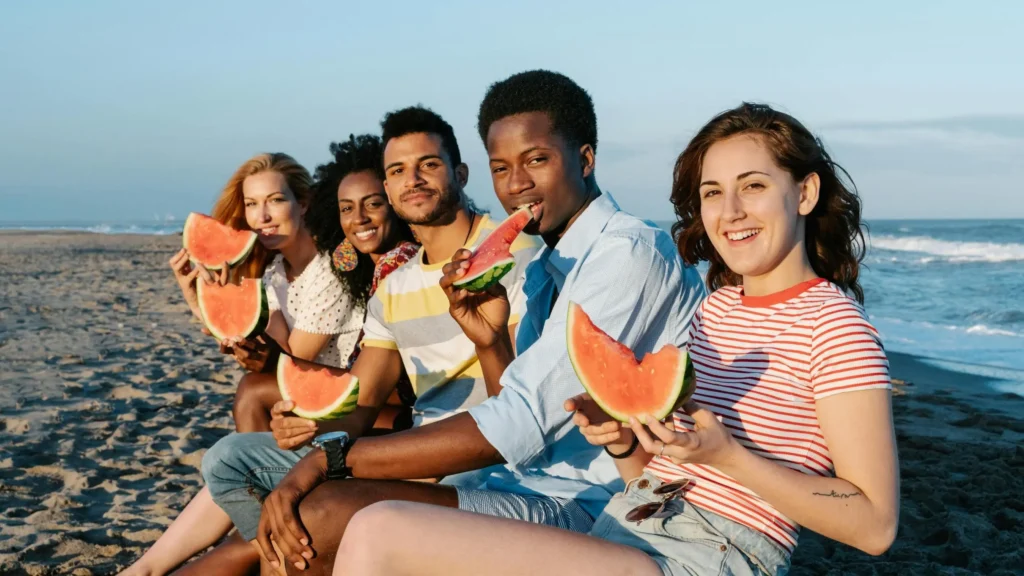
top-left (278, 355), bottom-right (360, 420)
top-left (566, 301), bottom-right (695, 423)
top-left (453, 206), bottom-right (534, 292)
top-left (196, 278), bottom-right (269, 341)
top-left (182, 212), bottom-right (258, 270)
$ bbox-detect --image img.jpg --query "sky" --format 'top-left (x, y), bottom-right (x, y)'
top-left (1, 0), bottom-right (1022, 223)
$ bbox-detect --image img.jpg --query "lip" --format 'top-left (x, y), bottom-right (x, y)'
top-left (352, 228), bottom-right (378, 242)
top-left (723, 228), bottom-right (762, 244)
top-left (257, 226), bottom-right (279, 236)
top-left (401, 190), bottom-right (435, 203)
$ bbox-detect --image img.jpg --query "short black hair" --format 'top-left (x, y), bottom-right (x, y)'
top-left (477, 70), bottom-right (598, 151)
top-left (380, 105), bottom-right (462, 166)
top-left (306, 134), bottom-right (414, 307)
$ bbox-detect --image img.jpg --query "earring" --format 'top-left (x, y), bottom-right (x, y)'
top-left (332, 238), bottom-right (358, 272)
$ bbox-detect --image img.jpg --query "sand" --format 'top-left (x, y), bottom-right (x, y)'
top-left (1, 232), bottom-right (1022, 575)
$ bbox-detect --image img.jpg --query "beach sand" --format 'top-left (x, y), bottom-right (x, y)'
top-left (1, 232), bottom-right (1022, 575)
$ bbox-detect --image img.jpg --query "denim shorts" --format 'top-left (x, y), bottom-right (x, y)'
top-left (588, 473), bottom-right (790, 576)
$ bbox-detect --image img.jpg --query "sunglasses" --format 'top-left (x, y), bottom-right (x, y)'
top-left (625, 479), bottom-right (691, 524)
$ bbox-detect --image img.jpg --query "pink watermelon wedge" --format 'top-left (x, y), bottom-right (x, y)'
top-left (196, 278), bottom-right (268, 341)
top-left (453, 206), bottom-right (534, 292)
top-left (182, 212), bottom-right (258, 270)
top-left (566, 301), bottom-right (695, 423)
top-left (278, 355), bottom-right (360, 420)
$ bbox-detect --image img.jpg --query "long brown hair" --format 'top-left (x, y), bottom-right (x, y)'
top-left (671, 103), bottom-right (867, 303)
top-left (210, 153), bottom-right (313, 280)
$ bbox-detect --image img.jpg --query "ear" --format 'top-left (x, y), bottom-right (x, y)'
top-left (798, 172), bottom-right (820, 216)
top-left (579, 144), bottom-right (596, 180)
top-left (455, 163), bottom-right (469, 187)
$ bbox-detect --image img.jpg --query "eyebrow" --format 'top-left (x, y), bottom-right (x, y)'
top-left (489, 146), bottom-right (549, 163)
top-left (384, 154), bottom-right (443, 172)
top-left (699, 170), bottom-right (770, 187)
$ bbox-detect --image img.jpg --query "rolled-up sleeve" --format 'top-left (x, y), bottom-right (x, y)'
top-left (469, 233), bottom-right (681, 467)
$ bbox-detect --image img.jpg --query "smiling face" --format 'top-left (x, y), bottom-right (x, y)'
top-left (242, 170), bottom-right (306, 251)
top-left (485, 111), bottom-right (594, 242)
top-left (337, 170), bottom-right (395, 256)
top-left (699, 134), bottom-right (819, 286)
top-left (382, 132), bottom-right (466, 225)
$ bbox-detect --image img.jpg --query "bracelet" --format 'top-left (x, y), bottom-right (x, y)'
top-left (604, 435), bottom-right (640, 459)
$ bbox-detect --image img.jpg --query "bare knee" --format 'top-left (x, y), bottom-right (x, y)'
top-left (334, 502), bottom-right (410, 576)
top-left (233, 373), bottom-right (277, 432)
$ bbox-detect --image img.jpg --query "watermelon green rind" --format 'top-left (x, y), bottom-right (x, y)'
top-left (182, 212), bottom-right (259, 270)
top-left (277, 356), bottom-right (361, 421)
top-left (452, 257), bottom-right (515, 291)
top-left (196, 279), bottom-right (269, 341)
top-left (566, 301), bottom-right (695, 424)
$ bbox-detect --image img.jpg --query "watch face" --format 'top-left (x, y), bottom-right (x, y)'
top-left (314, 431), bottom-right (349, 446)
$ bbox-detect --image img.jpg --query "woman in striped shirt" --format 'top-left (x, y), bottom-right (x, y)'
top-left (330, 103), bottom-right (899, 576)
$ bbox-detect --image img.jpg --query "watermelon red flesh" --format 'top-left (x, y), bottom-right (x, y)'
top-left (182, 212), bottom-right (258, 270)
top-left (566, 301), bottom-right (695, 423)
top-left (453, 206), bottom-right (534, 292)
top-left (277, 355), bottom-right (360, 420)
top-left (196, 278), bottom-right (268, 341)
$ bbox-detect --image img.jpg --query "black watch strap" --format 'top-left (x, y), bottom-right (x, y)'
top-left (604, 434), bottom-right (640, 459)
top-left (323, 438), bottom-right (353, 480)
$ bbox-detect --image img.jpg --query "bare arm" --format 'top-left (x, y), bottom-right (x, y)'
top-left (636, 390), bottom-right (899, 556)
top-left (716, 390), bottom-right (899, 555)
top-left (476, 323), bottom-right (517, 397)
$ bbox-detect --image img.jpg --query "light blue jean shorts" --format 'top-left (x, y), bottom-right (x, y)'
top-left (588, 472), bottom-right (791, 576)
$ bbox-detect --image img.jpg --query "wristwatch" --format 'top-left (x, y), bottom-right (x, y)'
top-left (311, 431), bottom-right (354, 480)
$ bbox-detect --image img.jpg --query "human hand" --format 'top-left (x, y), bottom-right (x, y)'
top-left (629, 402), bottom-right (739, 469)
top-left (439, 249), bottom-right (510, 349)
top-left (564, 393), bottom-right (635, 454)
top-left (270, 400), bottom-right (318, 450)
top-left (255, 449), bottom-right (328, 571)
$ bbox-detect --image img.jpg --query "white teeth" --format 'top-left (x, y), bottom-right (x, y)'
top-left (260, 227), bottom-right (278, 236)
top-left (354, 229), bottom-right (377, 240)
top-left (517, 201), bottom-right (539, 210)
top-left (726, 229), bottom-right (761, 241)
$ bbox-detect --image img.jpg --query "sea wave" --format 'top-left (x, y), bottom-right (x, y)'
top-left (0, 223), bottom-right (178, 235)
top-left (868, 234), bottom-right (1024, 263)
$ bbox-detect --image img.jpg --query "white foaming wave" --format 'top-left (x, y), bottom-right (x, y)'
top-left (868, 234), bottom-right (1024, 263)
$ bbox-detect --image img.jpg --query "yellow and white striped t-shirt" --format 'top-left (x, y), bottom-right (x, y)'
top-left (361, 214), bottom-right (540, 425)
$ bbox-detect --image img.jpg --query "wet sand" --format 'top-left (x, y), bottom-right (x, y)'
top-left (1, 232), bottom-right (1022, 575)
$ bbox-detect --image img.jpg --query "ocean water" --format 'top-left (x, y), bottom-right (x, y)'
top-left (4, 217), bottom-right (1022, 395)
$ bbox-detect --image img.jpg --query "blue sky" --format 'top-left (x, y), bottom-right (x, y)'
top-left (1, 0), bottom-right (1022, 222)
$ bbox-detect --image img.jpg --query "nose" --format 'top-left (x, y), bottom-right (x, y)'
top-left (405, 167), bottom-right (427, 189)
top-left (722, 190), bottom-right (746, 222)
top-left (507, 165), bottom-right (534, 197)
top-left (258, 202), bottom-right (272, 223)
top-left (353, 204), bottom-right (370, 224)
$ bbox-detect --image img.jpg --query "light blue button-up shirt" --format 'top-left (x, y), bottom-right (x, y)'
top-left (468, 192), bottom-right (706, 519)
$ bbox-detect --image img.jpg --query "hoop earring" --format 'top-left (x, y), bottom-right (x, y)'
top-left (332, 238), bottom-right (358, 272)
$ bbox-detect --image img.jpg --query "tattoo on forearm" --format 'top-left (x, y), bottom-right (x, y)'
top-left (812, 490), bottom-right (862, 499)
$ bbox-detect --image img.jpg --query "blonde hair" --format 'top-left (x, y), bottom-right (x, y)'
top-left (210, 153), bottom-right (314, 280)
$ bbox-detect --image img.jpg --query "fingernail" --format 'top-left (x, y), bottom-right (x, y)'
top-left (295, 561), bottom-right (305, 570)
top-left (301, 537), bottom-right (308, 545)
top-left (303, 550), bottom-right (313, 559)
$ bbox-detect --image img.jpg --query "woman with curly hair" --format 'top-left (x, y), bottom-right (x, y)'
top-left (330, 103), bottom-right (899, 576)
top-left (122, 140), bottom-right (417, 576)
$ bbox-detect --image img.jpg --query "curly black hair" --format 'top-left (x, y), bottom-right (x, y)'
top-left (381, 105), bottom-right (462, 166)
top-left (305, 134), bottom-right (415, 308)
top-left (476, 70), bottom-right (598, 151)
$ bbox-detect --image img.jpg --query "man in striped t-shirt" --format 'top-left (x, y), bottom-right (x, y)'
top-left (360, 212), bottom-right (536, 425)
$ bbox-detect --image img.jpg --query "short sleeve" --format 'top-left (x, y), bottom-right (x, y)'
top-left (360, 281), bottom-right (397, 350)
top-left (810, 299), bottom-right (892, 400)
top-left (292, 257), bottom-right (355, 335)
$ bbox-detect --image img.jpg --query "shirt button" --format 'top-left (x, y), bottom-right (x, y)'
top-left (719, 544), bottom-right (727, 552)
top-left (637, 479), bottom-right (650, 489)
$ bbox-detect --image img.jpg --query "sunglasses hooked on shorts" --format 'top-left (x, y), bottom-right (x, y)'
top-left (625, 478), bottom-right (691, 524)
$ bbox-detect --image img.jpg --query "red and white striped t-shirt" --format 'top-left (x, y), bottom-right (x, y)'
top-left (645, 278), bottom-right (891, 554)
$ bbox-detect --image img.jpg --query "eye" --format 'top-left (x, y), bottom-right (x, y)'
top-left (339, 205), bottom-right (351, 213)
top-left (244, 200), bottom-right (256, 207)
top-left (389, 168), bottom-right (403, 176)
top-left (527, 156), bottom-right (547, 166)
top-left (491, 166), bottom-right (507, 175)
top-left (701, 189), bottom-right (720, 199)
top-left (744, 182), bottom-right (765, 191)
top-left (422, 161), bottom-right (439, 169)
top-left (366, 200), bottom-right (384, 209)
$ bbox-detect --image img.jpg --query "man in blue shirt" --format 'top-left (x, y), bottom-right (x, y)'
top-left (256, 70), bottom-right (705, 573)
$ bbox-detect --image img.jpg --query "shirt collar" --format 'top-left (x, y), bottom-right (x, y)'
top-left (525, 191), bottom-right (620, 294)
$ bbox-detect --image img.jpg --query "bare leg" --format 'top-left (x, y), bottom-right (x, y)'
top-left (168, 532), bottom-right (260, 576)
top-left (278, 479), bottom-right (460, 575)
top-left (118, 487), bottom-right (234, 576)
top-left (233, 372), bottom-right (282, 433)
top-left (334, 501), bottom-right (661, 576)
